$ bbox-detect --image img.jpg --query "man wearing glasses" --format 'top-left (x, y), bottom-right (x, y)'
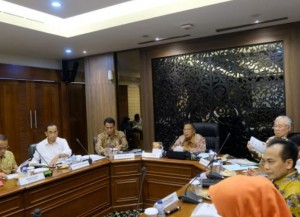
top-left (0, 134), bottom-right (17, 179)
top-left (247, 115), bottom-right (292, 161)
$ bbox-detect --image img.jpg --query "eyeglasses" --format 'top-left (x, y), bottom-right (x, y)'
top-left (272, 125), bottom-right (288, 129)
top-left (0, 146), bottom-right (9, 151)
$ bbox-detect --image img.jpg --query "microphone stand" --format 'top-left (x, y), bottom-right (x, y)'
top-left (34, 147), bottom-right (54, 177)
top-left (76, 138), bottom-right (92, 165)
top-left (136, 167), bottom-right (147, 217)
top-left (180, 175), bottom-right (202, 204)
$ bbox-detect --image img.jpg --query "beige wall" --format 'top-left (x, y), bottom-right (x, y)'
top-left (140, 22), bottom-right (300, 151)
top-left (84, 53), bottom-right (117, 152)
top-left (128, 85), bottom-right (141, 120)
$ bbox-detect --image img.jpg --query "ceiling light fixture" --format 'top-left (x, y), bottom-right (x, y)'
top-left (51, 1), bottom-right (61, 8)
top-left (180, 23), bottom-right (194, 30)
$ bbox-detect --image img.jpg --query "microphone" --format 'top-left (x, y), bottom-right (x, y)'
top-left (169, 136), bottom-right (179, 150)
top-left (136, 167), bottom-right (147, 216)
top-left (34, 147), bottom-right (54, 177)
top-left (180, 174), bottom-right (202, 204)
top-left (76, 138), bottom-right (92, 165)
top-left (34, 147), bottom-right (53, 168)
top-left (206, 132), bottom-right (231, 179)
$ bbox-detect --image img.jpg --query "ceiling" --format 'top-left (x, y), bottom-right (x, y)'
top-left (0, 0), bottom-right (300, 61)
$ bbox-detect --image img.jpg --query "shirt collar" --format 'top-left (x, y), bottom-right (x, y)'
top-left (274, 170), bottom-right (298, 186)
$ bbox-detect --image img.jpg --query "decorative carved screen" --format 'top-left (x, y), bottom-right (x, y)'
top-left (152, 41), bottom-right (285, 158)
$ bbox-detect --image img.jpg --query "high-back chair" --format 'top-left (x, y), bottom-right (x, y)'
top-left (192, 122), bottom-right (220, 152)
top-left (28, 144), bottom-right (37, 159)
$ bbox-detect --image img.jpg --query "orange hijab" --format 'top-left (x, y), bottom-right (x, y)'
top-left (209, 175), bottom-right (292, 217)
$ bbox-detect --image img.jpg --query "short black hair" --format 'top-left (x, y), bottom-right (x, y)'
top-left (45, 123), bottom-right (57, 132)
top-left (0, 134), bottom-right (8, 141)
top-left (268, 138), bottom-right (298, 167)
top-left (104, 117), bottom-right (115, 125)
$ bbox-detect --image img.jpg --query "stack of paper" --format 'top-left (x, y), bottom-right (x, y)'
top-left (191, 203), bottom-right (221, 217)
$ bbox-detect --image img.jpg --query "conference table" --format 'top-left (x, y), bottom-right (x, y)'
top-left (0, 156), bottom-right (206, 217)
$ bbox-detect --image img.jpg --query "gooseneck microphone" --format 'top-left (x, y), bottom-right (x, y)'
top-left (206, 132), bottom-right (231, 179)
top-left (76, 138), bottom-right (92, 165)
top-left (34, 147), bottom-right (52, 168)
top-left (169, 136), bottom-right (179, 150)
top-left (136, 167), bottom-right (147, 217)
top-left (180, 174), bottom-right (202, 204)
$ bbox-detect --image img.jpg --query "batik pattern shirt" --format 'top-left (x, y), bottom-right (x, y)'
top-left (0, 151), bottom-right (17, 174)
top-left (274, 170), bottom-right (300, 217)
top-left (95, 131), bottom-right (128, 155)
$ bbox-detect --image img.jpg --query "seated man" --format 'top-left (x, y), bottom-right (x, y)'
top-left (247, 115), bottom-right (292, 161)
top-left (29, 124), bottom-right (72, 167)
top-left (209, 175), bottom-right (291, 217)
top-left (170, 123), bottom-right (206, 153)
top-left (0, 134), bottom-right (17, 179)
top-left (95, 117), bottom-right (128, 155)
top-left (261, 138), bottom-right (300, 216)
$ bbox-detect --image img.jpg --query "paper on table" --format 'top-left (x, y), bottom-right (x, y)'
top-left (223, 164), bottom-right (258, 171)
top-left (191, 203), bottom-right (221, 217)
top-left (6, 173), bottom-right (19, 179)
top-left (227, 158), bottom-right (258, 166)
top-left (250, 136), bottom-right (266, 153)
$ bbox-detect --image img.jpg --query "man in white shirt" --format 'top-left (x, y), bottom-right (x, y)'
top-left (29, 124), bottom-right (72, 167)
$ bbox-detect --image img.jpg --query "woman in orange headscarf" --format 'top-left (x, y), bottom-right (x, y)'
top-left (209, 175), bottom-right (292, 217)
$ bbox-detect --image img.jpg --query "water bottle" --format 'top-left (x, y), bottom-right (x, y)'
top-left (216, 160), bottom-right (223, 173)
top-left (21, 166), bottom-right (28, 176)
top-left (194, 174), bottom-right (202, 195)
top-left (154, 200), bottom-right (165, 217)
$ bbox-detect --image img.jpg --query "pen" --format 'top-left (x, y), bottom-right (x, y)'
top-left (165, 206), bottom-right (180, 215)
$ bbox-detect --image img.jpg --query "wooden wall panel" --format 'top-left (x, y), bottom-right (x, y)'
top-left (140, 22), bottom-right (300, 151)
top-left (84, 54), bottom-right (117, 153)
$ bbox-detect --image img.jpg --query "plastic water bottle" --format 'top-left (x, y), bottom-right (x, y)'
top-left (195, 174), bottom-right (202, 195)
top-left (21, 166), bottom-right (28, 176)
top-left (154, 200), bottom-right (165, 217)
top-left (216, 160), bottom-right (223, 173)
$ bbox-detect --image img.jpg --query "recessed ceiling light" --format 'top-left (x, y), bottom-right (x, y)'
top-left (65, 49), bottom-right (72, 54)
top-left (254, 20), bottom-right (260, 24)
top-left (83, 50), bottom-right (87, 54)
top-left (51, 1), bottom-right (61, 8)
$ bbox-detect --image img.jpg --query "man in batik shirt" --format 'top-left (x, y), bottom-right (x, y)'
top-left (95, 117), bottom-right (128, 156)
top-left (262, 138), bottom-right (300, 217)
top-left (0, 134), bottom-right (17, 179)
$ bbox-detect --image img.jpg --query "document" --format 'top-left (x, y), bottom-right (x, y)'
top-left (227, 158), bottom-right (258, 166)
top-left (249, 136), bottom-right (266, 153)
top-left (191, 203), bottom-right (221, 217)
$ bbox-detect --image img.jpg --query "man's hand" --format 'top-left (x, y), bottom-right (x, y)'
top-left (247, 142), bottom-right (254, 151)
top-left (246, 168), bottom-right (258, 176)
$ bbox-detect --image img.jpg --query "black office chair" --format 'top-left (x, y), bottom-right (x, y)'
top-left (192, 122), bottom-right (220, 152)
top-left (28, 144), bottom-right (37, 159)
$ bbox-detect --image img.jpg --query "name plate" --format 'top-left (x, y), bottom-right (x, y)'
top-left (199, 158), bottom-right (210, 167)
top-left (18, 173), bottom-right (45, 186)
top-left (161, 192), bottom-right (179, 208)
top-left (70, 161), bottom-right (90, 170)
top-left (142, 152), bottom-right (161, 158)
top-left (114, 153), bottom-right (135, 159)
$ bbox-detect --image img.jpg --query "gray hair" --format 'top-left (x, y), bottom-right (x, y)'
top-left (275, 116), bottom-right (292, 126)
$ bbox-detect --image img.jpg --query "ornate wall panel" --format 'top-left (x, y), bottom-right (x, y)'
top-left (152, 41), bottom-right (285, 158)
